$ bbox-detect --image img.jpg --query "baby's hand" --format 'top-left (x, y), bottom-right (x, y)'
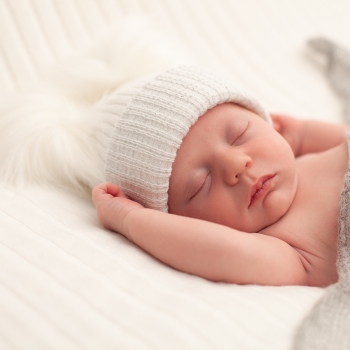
top-left (270, 113), bottom-right (303, 156)
top-left (92, 183), bottom-right (144, 238)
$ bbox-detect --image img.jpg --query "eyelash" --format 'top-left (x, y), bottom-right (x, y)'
top-left (190, 173), bottom-right (210, 200)
top-left (232, 121), bottom-right (250, 145)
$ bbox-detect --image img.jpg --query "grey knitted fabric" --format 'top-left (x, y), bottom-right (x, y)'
top-left (293, 38), bottom-right (350, 349)
top-left (100, 65), bottom-right (270, 212)
top-left (293, 134), bottom-right (350, 349)
top-left (308, 37), bottom-right (350, 122)
top-left (294, 285), bottom-right (350, 349)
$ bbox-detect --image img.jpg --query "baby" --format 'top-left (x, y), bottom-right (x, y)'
top-left (92, 65), bottom-right (349, 287)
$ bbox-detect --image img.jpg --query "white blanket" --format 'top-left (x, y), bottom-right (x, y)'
top-left (1, 0), bottom-right (350, 349)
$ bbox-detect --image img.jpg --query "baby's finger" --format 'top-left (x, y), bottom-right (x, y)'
top-left (103, 183), bottom-right (131, 199)
top-left (92, 183), bottom-right (116, 203)
top-left (103, 183), bottom-right (121, 196)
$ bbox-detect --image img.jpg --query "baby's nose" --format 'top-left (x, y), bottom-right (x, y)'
top-left (221, 149), bottom-right (252, 185)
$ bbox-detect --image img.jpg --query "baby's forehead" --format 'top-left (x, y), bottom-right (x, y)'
top-left (188, 103), bottom-right (259, 133)
top-left (201, 102), bottom-right (259, 121)
top-left (172, 102), bottom-right (271, 167)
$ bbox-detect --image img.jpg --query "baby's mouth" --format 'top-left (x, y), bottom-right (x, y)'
top-left (249, 175), bottom-right (275, 207)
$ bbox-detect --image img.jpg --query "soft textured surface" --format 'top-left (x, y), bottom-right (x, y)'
top-left (1, 0), bottom-right (350, 349)
top-left (294, 285), bottom-right (350, 350)
top-left (0, 185), bottom-right (322, 350)
top-left (308, 37), bottom-right (350, 122)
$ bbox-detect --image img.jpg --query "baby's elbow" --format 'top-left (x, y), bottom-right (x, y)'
top-left (283, 270), bottom-right (309, 286)
top-left (200, 267), bottom-right (308, 286)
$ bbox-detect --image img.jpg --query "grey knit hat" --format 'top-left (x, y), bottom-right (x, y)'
top-left (96, 65), bottom-right (271, 212)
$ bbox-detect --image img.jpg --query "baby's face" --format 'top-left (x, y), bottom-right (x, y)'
top-left (168, 103), bottom-right (298, 233)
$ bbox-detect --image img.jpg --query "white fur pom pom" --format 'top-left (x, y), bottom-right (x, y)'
top-left (0, 16), bottom-right (191, 193)
top-left (0, 91), bottom-right (103, 192)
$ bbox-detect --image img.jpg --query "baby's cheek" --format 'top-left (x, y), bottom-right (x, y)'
top-left (264, 189), bottom-right (292, 224)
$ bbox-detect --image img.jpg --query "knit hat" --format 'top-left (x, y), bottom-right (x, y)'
top-left (96, 65), bottom-right (271, 212)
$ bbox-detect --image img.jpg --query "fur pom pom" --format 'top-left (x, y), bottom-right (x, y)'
top-left (0, 16), bottom-right (191, 193)
top-left (44, 16), bottom-right (192, 104)
top-left (0, 91), bottom-right (103, 192)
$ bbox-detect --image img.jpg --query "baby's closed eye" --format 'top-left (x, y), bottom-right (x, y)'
top-left (229, 120), bottom-right (250, 145)
top-left (190, 172), bottom-right (211, 200)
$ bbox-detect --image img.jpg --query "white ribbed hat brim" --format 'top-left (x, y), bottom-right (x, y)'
top-left (104, 65), bottom-right (270, 212)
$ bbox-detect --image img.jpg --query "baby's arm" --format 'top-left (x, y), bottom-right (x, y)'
top-left (271, 113), bottom-right (347, 156)
top-left (92, 183), bottom-right (307, 286)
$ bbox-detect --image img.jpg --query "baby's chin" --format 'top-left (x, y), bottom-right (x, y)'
top-left (258, 200), bottom-right (293, 232)
top-left (238, 204), bottom-right (292, 233)
top-left (236, 221), bottom-right (272, 234)
top-left (234, 217), bottom-right (280, 234)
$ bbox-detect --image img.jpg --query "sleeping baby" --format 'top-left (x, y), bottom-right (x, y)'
top-left (92, 65), bottom-right (349, 287)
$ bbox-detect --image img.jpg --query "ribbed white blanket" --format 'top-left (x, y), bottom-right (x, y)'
top-left (1, 1), bottom-right (350, 349)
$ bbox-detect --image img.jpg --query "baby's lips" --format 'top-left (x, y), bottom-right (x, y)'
top-left (248, 174), bottom-right (275, 207)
